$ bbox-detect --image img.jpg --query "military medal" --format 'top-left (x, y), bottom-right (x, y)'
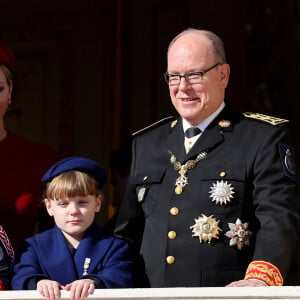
top-left (174, 163), bottom-right (190, 194)
top-left (82, 257), bottom-right (91, 276)
top-left (209, 180), bottom-right (234, 205)
top-left (190, 214), bottom-right (222, 244)
top-left (169, 150), bottom-right (207, 194)
top-left (225, 218), bottom-right (252, 250)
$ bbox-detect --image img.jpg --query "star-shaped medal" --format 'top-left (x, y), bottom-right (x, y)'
top-left (209, 180), bottom-right (234, 205)
top-left (225, 218), bottom-right (252, 250)
top-left (190, 214), bottom-right (222, 244)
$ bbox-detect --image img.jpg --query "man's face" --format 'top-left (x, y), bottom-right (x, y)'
top-left (167, 33), bottom-right (230, 126)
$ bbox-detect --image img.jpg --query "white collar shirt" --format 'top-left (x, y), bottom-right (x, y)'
top-left (183, 102), bottom-right (225, 153)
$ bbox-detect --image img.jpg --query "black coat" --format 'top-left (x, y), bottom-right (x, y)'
top-left (115, 106), bottom-right (300, 287)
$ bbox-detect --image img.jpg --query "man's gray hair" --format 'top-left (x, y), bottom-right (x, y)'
top-left (167, 28), bottom-right (227, 63)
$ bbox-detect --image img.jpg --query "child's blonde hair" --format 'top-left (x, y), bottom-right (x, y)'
top-left (44, 170), bottom-right (102, 201)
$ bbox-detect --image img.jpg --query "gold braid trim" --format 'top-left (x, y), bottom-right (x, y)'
top-left (243, 112), bottom-right (288, 126)
top-left (244, 260), bottom-right (283, 286)
top-left (132, 116), bottom-right (175, 136)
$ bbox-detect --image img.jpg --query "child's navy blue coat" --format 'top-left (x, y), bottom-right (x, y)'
top-left (12, 222), bottom-right (133, 289)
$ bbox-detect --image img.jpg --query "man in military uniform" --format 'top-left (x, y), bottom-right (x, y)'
top-left (114, 28), bottom-right (300, 287)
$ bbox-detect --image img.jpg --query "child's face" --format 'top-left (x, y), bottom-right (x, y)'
top-left (45, 195), bottom-right (101, 243)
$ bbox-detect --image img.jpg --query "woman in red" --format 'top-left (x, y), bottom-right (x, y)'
top-left (0, 44), bottom-right (61, 252)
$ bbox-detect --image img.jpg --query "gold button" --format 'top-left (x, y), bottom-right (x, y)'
top-left (220, 171), bottom-right (226, 177)
top-left (170, 207), bottom-right (179, 215)
top-left (143, 176), bottom-right (148, 181)
top-left (166, 256), bottom-right (175, 264)
top-left (168, 231), bottom-right (177, 239)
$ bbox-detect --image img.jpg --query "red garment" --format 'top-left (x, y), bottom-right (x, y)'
top-left (0, 281), bottom-right (5, 290)
top-left (0, 132), bottom-right (61, 252)
top-left (0, 225), bottom-right (14, 263)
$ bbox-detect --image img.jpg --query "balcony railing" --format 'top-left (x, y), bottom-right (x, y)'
top-left (1, 286), bottom-right (300, 300)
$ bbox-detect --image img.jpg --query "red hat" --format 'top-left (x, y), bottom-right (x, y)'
top-left (0, 44), bottom-right (16, 70)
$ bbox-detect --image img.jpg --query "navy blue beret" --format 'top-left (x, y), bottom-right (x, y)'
top-left (42, 157), bottom-right (106, 188)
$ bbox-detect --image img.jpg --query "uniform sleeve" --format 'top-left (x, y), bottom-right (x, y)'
top-left (246, 125), bottom-right (300, 285)
top-left (12, 239), bottom-right (48, 290)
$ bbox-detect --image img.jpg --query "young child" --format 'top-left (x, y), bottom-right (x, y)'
top-left (12, 157), bottom-right (133, 299)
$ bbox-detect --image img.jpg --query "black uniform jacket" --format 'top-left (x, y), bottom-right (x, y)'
top-left (115, 106), bottom-right (300, 287)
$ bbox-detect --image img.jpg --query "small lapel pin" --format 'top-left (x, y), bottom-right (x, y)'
top-left (171, 120), bottom-right (178, 128)
top-left (83, 257), bottom-right (91, 276)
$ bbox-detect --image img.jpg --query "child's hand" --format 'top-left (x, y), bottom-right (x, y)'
top-left (37, 279), bottom-right (63, 300)
top-left (63, 279), bottom-right (95, 300)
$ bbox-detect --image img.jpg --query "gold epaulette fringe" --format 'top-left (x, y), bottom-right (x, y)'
top-left (243, 112), bottom-right (289, 126)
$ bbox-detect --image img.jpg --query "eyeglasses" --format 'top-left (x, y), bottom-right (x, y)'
top-left (164, 63), bottom-right (221, 86)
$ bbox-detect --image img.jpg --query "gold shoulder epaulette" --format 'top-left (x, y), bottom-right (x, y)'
top-left (243, 112), bottom-right (289, 126)
top-left (132, 116), bottom-right (176, 136)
